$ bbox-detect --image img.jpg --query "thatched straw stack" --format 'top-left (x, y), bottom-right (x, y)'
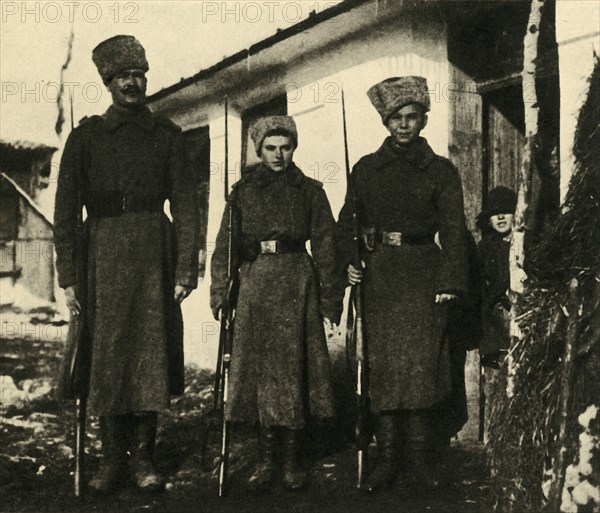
top-left (487, 59), bottom-right (600, 512)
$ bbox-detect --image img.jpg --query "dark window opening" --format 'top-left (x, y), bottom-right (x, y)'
top-left (183, 125), bottom-right (210, 276)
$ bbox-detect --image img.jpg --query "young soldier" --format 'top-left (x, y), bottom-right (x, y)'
top-left (210, 116), bottom-right (342, 492)
top-left (54, 35), bottom-right (199, 494)
top-left (336, 76), bottom-right (468, 492)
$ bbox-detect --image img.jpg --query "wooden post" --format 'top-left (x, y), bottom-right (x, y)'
top-left (546, 278), bottom-right (580, 512)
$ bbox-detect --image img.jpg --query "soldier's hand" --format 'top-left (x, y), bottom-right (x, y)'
top-left (65, 286), bottom-right (81, 316)
top-left (211, 305), bottom-right (222, 321)
top-left (435, 293), bottom-right (458, 304)
top-left (174, 285), bottom-right (193, 304)
top-left (347, 263), bottom-right (364, 285)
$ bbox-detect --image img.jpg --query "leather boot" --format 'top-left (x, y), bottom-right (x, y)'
top-left (89, 416), bottom-right (127, 494)
top-left (408, 410), bottom-right (441, 489)
top-left (283, 429), bottom-right (308, 491)
top-left (248, 426), bottom-right (277, 493)
top-left (361, 413), bottom-right (397, 494)
top-left (129, 413), bottom-right (164, 493)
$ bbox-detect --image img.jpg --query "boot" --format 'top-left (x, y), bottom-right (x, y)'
top-left (88, 416), bottom-right (128, 494)
top-left (129, 413), bottom-right (164, 493)
top-left (283, 429), bottom-right (308, 491)
top-left (408, 410), bottom-right (442, 490)
top-left (361, 413), bottom-right (397, 494)
top-left (247, 426), bottom-right (277, 493)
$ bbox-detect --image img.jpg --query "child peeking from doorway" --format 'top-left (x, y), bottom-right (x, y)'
top-left (476, 186), bottom-right (517, 369)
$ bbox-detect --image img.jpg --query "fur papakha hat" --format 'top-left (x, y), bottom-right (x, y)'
top-left (367, 76), bottom-right (431, 124)
top-left (250, 115), bottom-right (298, 156)
top-left (92, 35), bottom-right (149, 85)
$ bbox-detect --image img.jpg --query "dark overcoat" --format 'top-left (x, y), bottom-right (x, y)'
top-left (54, 105), bottom-right (199, 415)
top-left (478, 232), bottom-right (511, 357)
top-left (336, 137), bottom-right (468, 412)
top-left (210, 163), bottom-right (343, 429)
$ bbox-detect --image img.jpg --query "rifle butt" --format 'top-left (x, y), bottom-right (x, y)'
top-left (357, 448), bottom-right (367, 489)
top-left (354, 308), bottom-right (369, 489)
top-left (74, 396), bottom-right (86, 497)
top-left (218, 367), bottom-right (230, 497)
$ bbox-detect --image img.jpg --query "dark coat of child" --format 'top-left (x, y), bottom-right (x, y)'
top-left (476, 186), bottom-right (517, 368)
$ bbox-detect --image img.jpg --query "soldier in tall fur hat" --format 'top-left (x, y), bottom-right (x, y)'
top-left (54, 35), bottom-right (199, 494)
top-left (336, 76), bottom-right (469, 493)
top-left (211, 115), bottom-right (343, 492)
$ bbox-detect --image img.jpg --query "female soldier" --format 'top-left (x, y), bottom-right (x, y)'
top-left (210, 115), bottom-right (342, 492)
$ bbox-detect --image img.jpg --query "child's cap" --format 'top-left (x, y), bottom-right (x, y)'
top-left (477, 186), bottom-right (517, 226)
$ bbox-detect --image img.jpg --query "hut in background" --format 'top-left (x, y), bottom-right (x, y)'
top-left (0, 140), bottom-right (57, 306)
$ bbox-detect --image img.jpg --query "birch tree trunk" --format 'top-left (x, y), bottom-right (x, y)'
top-left (506, 0), bottom-right (544, 398)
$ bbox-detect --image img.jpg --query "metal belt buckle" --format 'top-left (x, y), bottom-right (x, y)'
top-left (383, 231), bottom-right (402, 246)
top-left (260, 240), bottom-right (278, 254)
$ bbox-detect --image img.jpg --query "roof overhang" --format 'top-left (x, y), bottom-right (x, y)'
top-left (148, 0), bottom-right (523, 117)
top-left (0, 173), bottom-right (53, 227)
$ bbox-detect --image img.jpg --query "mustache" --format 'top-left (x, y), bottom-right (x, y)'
top-left (121, 85), bottom-right (142, 94)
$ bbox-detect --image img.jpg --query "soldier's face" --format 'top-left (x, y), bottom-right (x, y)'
top-left (260, 135), bottom-right (294, 172)
top-left (386, 104), bottom-right (427, 146)
top-left (108, 68), bottom-right (147, 108)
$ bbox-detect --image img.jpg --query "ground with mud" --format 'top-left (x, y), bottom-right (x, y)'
top-left (1, 309), bottom-right (493, 513)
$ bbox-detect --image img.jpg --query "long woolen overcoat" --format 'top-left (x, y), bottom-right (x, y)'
top-left (54, 105), bottom-right (199, 415)
top-left (210, 163), bottom-right (343, 429)
top-left (336, 136), bottom-right (468, 412)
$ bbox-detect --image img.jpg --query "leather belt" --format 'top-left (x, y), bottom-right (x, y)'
top-left (376, 231), bottom-right (434, 246)
top-left (85, 191), bottom-right (165, 218)
top-left (259, 240), bottom-right (306, 255)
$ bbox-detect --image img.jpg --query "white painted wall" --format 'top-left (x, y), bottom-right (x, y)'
top-left (556, 2), bottom-right (600, 201)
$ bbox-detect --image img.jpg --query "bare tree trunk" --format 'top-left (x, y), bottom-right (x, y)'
top-left (506, 0), bottom-right (544, 398)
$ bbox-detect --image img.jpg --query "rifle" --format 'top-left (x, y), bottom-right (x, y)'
top-left (341, 88), bottom-right (370, 489)
top-left (216, 97), bottom-right (237, 497)
top-left (66, 89), bottom-right (89, 497)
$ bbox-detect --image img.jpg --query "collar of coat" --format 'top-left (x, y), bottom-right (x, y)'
top-left (371, 136), bottom-right (437, 170)
top-left (249, 162), bottom-right (305, 188)
top-left (103, 104), bottom-right (156, 132)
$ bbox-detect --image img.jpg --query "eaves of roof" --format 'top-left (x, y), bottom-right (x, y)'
top-left (147, 0), bottom-right (369, 103)
top-left (0, 172), bottom-right (53, 227)
top-left (0, 139), bottom-right (58, 155)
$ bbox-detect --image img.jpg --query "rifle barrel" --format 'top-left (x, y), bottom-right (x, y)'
top-left (69, 89), bottom-right (88, 497)
top-left (224, 98), bottom-right (229, 203)
top-left (69, 88), bottom-right (74, 131)
top-left (341, 88), bottom-right (351, 181)
top-left (217, 96), bottom-right (233, 498)
top-left (342, 86), bottom-right (369, 489)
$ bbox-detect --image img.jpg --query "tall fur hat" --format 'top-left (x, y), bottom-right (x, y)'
top-left (250, 115), bottom-right (298, 156)
top-left (367, 76), bottom-right (431, 124)
top-left (92, 35), bottom-right (149, 85)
